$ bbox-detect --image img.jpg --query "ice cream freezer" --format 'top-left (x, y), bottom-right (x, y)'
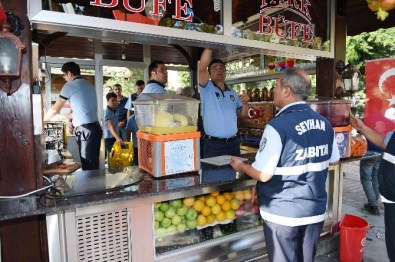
top-left (41, 161), bottom-right (341, 262)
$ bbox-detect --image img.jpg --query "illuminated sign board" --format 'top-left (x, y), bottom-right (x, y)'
top-left (90, 0), bottom-right (194, 22)
top-left (258, 0), bottom-right (315, 45)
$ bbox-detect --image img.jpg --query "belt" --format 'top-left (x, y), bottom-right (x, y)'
top-left (79, 122), bottom-right (100, 128)
top-left (205, 134), bottom-right (238, 142)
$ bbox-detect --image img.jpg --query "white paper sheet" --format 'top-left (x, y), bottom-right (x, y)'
top-left (201, 155), bottom-right (248, 166)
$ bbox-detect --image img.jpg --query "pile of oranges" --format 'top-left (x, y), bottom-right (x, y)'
top-left (154, 189), bottom-right (255, 237)
top-left (182, 189), bottom-right (252, 228)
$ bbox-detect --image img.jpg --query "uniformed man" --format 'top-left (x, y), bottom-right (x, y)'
top-left (230, 68), bottom-right (340, 262)
top-left (198, 48), bottom-right (250, 158)
top-left (44, 62), bottom-right (102, 170)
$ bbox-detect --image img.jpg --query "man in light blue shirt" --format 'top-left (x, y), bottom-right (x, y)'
top-left (198, 48), bottom-right (250, 158)
top-left (141, 60), bottom-right (168, 94)
top-left (44, 62), bottom-right (102, 170)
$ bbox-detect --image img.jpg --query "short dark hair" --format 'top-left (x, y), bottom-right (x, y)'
top-left (280, 67), bottom-right (311, 100)
top-left (61, 62), bottom-right (81, 76)
top-left (148, 60), bottom-right (165, 78)
top-left (113, 84), bottom-right (122, 90)
top-left (135, 80), bottom-right (145, 86)
top-left (208, 59), bottom-right (225, 74)
top-left (106, 91), bottom-right (117, 101)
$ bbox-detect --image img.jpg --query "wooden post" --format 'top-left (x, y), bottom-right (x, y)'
top-left (0, 1), bottom-right (48, 261)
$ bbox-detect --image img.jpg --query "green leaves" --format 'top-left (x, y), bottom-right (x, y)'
top-left (346, 28), bottom-right (395, 75)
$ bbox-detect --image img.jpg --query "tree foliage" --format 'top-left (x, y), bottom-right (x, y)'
top-left (177, 70), bottom-right (190, 87)
top-left (346, 27), bottom-right (395, 75)
top-left (104, 68), bottom-right (145, 96)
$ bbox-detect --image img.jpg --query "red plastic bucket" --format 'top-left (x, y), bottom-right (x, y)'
top-left (339, 214), bottom-right (370, 262)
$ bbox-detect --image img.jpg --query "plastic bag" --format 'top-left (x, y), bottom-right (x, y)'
top-left (351, 134), bottom-right (367, 157)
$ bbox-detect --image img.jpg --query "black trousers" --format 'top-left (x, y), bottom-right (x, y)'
top-left (263, 220), bottom-right (324, 262)
top-left (75, 123), bottom-right (102, 170)
top-left (202, 137), bottom-right (240, 158)
top-left (384, 203), bottom-right (395, 261)
top-left (104, 138), bottom-right (116, 160)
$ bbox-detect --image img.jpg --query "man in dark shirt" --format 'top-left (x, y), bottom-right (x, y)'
top-left (126, 80), bottom-right (145, 119)
top-left (113, 84), bottom-right (128, 140)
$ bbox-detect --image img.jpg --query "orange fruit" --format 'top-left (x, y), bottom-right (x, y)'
top-left (193, 200), bottom-right (205, 212)
top-left (183, 197), bottom-right (195, 207)
top-left (230, 199), bottom-right (240, 210)
top-left (211, 204), bottom-right (221, 215)
top-left (201, 205), bottom-right (212, 217)
top-left (223, 192), bottom-right (233, 202)
top-left (235, 191), bottom-right (245, 201)
top-left (216, 195), bottom-right (226, 205)
top-left (206, 214), bottom-right (216, 224)
top-left (221, 201), bottom-right (231, 211)
top-left (216, 211), bottom-right (226, 222)
top-left (205, 196), bottom-right (216, 207)
top-left (197, 214), bottom-right (207, 227)
top-left (210, 192), bottom-right (220, 197)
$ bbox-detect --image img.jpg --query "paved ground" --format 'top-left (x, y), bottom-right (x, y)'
top-left (316, 161), bottom-right (388, 262)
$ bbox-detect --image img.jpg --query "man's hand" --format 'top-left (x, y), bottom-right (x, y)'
top-left (230, 156), bottom-right (246, 172)
top-left (350, 114), bottom-right (364, 132)
top-left (118, 121), bottom-right (125, 128)
top-left (239, 93), bottom-right (250, 105)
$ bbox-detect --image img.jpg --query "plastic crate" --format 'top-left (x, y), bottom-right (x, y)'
top-left (137, 131), bottom-right (201, 177)
top-left (109, 142), bottom-right (134, 168)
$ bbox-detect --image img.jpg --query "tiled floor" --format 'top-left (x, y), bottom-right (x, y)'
top-left (342, 161), bottom-right (385, 213)
top-left (316, 160), bottom-right (387, 262)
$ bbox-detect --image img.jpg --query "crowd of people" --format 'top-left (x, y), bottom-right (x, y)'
top-left (44, 49), bottom-right (394, 262)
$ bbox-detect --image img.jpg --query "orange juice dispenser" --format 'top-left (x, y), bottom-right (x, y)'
top-left (133, 93), bottom-right (201, 177)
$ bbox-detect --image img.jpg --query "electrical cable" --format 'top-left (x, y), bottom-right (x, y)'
top-left (0, 176), bottom-right (55, 199)
top-left (39, 177), bottom-right (143, 206)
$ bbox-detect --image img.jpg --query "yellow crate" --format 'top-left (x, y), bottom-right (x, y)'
top-left (109, 142), bottom-right (134, 168)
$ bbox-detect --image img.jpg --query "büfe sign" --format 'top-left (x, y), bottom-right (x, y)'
top-left (258, 1), bottom-right (315, 45)
top-left (364, 58), bottom-right (395, 135)
top-left (91, 0), bottom-right (319, 44)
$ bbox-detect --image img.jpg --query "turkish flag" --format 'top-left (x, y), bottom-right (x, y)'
top-left (364, 58), bottom-right (395, 135)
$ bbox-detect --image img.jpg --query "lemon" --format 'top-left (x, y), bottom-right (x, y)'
top-left (230, 199), bottom-right (240, 210)
top-left (211, 204), bottom-right (221, 215)
top-left (182, 197), bottom-right (195, 207)
top-left (205, 196), bottom-right (216, 207)
top-left (244, 190), bottom-right (252, 200)
top-left (197, 214), bottom-right (207, 227)
top-left (226, 210), bottom-right (236, 220)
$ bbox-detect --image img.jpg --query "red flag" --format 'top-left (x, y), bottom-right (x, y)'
top-left (364, 58), bottom-right (395, 135)
top-left (0, 2), bottom-right (7, 23)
